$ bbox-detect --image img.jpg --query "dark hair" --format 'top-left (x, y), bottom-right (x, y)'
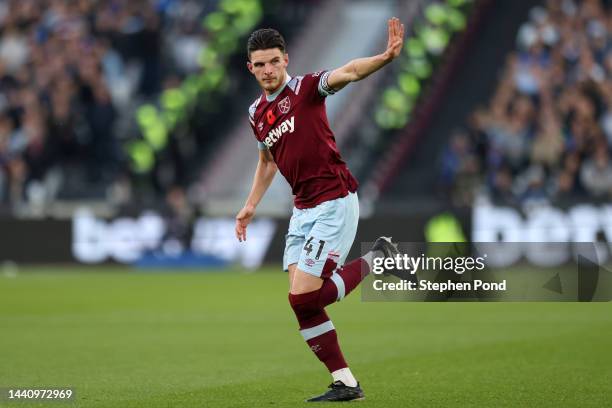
top-left (247, 28), bottom-right (286, 60)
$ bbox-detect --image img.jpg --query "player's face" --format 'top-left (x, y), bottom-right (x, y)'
top-left (247, 48), bottom-right (289, 94)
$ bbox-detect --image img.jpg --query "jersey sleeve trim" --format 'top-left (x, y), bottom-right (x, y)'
top-left (288, 76), bottom-right (303, 95)
top-left (248, 96), bottom-right (262, 125)
top-left (318, 71), bottom-right (336, 97)
top-left (257, 141), bottom-right (268, 150)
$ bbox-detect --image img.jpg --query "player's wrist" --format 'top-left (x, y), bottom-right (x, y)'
top-left (381, 51), bottom-right (395, 63)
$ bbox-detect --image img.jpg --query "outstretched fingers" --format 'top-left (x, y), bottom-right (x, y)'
top-left (392, 17), bottom-right (400, 39)
top-left (387, 17), bottom-right (404, 55)
top-left (388, 17), bottom-right (397, 40)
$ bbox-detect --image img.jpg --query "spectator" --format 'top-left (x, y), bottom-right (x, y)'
top-left (440, 130), bottom-right (481, 206)
top-left (580, 144), bottom-right (612, 196)
top-left (531, 106), bottom-right (564, 169)
top-left (550, 169), bottom-right (580, 201)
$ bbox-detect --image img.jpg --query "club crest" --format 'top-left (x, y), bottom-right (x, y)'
top-left (278, 96), bottom-right (291, 114)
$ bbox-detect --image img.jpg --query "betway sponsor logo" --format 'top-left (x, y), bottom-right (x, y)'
top-left (263, 116), bottom-right (294, 148)
top-left (71, 209), bottom-right (276, 268)
top-left (473, 204), bottom-right (612, 267)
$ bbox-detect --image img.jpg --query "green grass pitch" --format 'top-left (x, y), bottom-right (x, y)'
top-left (1, 266), bottom-right (611, 407)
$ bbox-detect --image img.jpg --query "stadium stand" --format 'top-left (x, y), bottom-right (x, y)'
top-left (0, 0), bottom-right (204, 211)
top-left (0, 0), bottom-right (495, 218)
top-left (0, 0), bottom-right (313, 217)
top-left (441, 0), bottom-right (612, 207)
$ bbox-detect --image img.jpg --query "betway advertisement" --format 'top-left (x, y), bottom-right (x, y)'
top-left (472, 204), bottom-right (612, 266)
top-left (3, 204), bottom-right (611, 270)
top-left (71, 209), bottom-right (277, 269)
top-left (0, 209), bottom-right (459, 267)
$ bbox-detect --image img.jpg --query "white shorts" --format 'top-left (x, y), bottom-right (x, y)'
top-left (283, 192), bottom-right (359, 278)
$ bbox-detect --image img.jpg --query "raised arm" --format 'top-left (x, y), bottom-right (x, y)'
top-left (235, 148), bottom-right (278, 242)
top-left (326, 17), bottom-right (404, 92)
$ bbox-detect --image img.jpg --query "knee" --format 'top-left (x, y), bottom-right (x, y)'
top-left (288, 291), bottom-right (321, 319)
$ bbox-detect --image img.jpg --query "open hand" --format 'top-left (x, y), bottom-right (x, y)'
top-left (383, 17), bottom-right (405, 61)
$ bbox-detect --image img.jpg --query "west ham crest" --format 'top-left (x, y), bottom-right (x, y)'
top-left (278, 96), bottom-right (291, 114)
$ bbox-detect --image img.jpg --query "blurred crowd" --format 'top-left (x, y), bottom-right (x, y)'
top-left (441, 0), bottom-right (612, 207)
top-left (0, 0), bottom-right (212, 208)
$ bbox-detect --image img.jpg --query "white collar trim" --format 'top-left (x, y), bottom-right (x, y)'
top-left (265, 74), bottom-right (292, 102)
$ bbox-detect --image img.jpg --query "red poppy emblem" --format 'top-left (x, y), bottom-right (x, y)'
top-left (266, 110), bottom-right (276, 125)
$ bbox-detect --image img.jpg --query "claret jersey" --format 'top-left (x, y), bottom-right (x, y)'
top-left (248, 71), bottom-right (358, 209)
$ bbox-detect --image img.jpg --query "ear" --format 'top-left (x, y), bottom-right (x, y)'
top-left (283, 53), bottom-right (289, 66)
top-left (247, 61), bottom-right (254, 74)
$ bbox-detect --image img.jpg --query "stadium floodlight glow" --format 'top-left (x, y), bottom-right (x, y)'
top-left (398, 73), bottom-right (421, 97)
top-left (203, 12), bottom-right (228, 32)
top-left (128, 141), bottom-right (155, 173)
top-left (144, 122), bottom-right (168, 151)
top-left (198, 47), bottom-right (219, 69)
top-left (161, 89), bottom-right (187, 111)
top-left (233, 7), bottom-right (262, 33)
top-left (215, 31), bottom-right (239, 55)
top-left (182, 75), bottom-right (200, 98)
top-left (405, 38), bottom-right (426, 58)
top-left (425, 3), bottom-right (448, 26)
top-left (137, 104), bottom-right (158, 128)
top-left (220, 0), bottom-right (243, 14)
top-left (405, 58), bottom-right (432, 79)
top-left (221, 0), bottom-right (258, 15)
top-left (391, 112), bottom-right (410, 129)
top-left (136, 104), bottom-right (169, 150)
top-left (201, 67), bottom-right (226, 91)
top-left (446, 8), bottom-right (467, 31)
top-left (420, 26), bottom-right (450, 55)
top-left (425, 213), bottom-right (467, 242)
top-left (375, 107), bottom-right (395, 129)
top-left (382, 88), bottom-right (411, 113)
top-left (447, 0), bottom-right (470, 7)
top-left (162, 110), bottom-right (180, 129)
top-left (376, 105), bottom-right (411, 130)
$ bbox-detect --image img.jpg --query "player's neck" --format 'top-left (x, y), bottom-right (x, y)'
top-left (264, 72), bottom-right (292, 101)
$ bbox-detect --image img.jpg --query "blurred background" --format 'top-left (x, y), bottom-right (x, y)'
top-left (1, 0), bottom-right (611, 270)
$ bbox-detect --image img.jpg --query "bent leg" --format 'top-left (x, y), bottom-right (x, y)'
top-left (286, 194), bottom-right (362, 386)
top-left (288, 268), bottom-right (347, 373)
top-left (289, 265), bottom-right (323, 294)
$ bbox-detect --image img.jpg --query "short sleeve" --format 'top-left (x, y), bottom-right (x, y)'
top-left (294, 71), bottom-right (335, 102)
top-left (248, 95), bottom-right (262, 144)
top-left (257, 141), bottom-right (268, 150)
